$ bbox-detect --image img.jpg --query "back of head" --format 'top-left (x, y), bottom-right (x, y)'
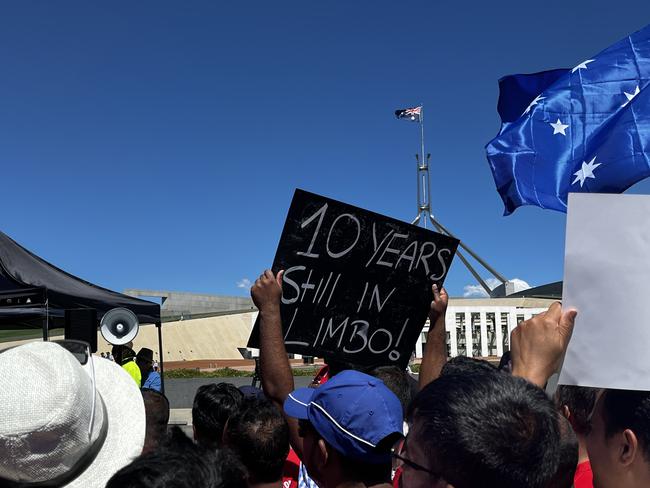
top-left (555, 385), bottom-right (598, 436)
top-left (440, 355), bottom-right (498, 377)
top-left (106, 427), bottom-right (247, 488)
top-left (192, 382), bottom-right (244, 448)
top-left (410, 372), bottom-right (560, 488)
top-left (224, 397), bottom-right (289, 484)
top-left (546, 414), bottom-right (579, 488)
top-left (602, 389), bottom-right (650, 462)
top-left (367, 365), bottom-right (415, 418)
top-left (141, 388), bottom-right (171, 455)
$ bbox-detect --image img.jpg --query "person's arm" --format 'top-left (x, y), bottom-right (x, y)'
top-left (251, 269), bottom-right (304, 458)
top-left (418, 284), bottom-right (449, 390)
top-left (510, 302), bottom-right (577, 388)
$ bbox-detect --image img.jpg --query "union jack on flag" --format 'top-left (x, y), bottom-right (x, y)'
top-left (395, 106), bottom-right (422, 122)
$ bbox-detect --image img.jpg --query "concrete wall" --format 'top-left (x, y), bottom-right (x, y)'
top-left (96, 311), bottom-right (256, 361)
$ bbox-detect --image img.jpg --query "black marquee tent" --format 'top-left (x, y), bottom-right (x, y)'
top-left (0, 231), bottom-right (164, 387)
top-left (0, 231), bottom-right (160, 328)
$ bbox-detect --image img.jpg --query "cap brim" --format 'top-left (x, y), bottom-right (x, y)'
top-left (65, 358), bottom-right (145, 488)
top-left (284, 388), bottom-right (315, 420)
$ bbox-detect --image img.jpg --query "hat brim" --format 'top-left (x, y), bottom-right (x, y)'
top-left (65, 357), bottom-right (145, 488)
top-left (284, 388), bottom-right (315, 420)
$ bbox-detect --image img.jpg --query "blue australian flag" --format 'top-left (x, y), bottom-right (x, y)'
top-left (486, 24), bottom-right (650, 215)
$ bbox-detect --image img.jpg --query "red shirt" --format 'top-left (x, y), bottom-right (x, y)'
top-left (574, 460), bottom-right (593, 488)
top-left (282, 448), bottom-right (301, 488)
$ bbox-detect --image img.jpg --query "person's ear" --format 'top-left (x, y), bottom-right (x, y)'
top-left (619, 429), bottom-right (639, 466)
top-left (561, 405), bottom-right (571, 421)
top-left (317, 438), bottom-right (330, 469)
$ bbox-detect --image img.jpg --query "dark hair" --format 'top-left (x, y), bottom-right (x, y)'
top-left (440, 355), bottom-right (498, 377)
top-left (367, 365), bottom-right (414, 419)
top-left (410, 372), bottom-right (560, 488)
top-left (112, 345), bottom-right (135, 364)
top-left (498, 351), bottom-right (512, 371)
top-left (555, 385), bottom-right (598, 435)
top-left (602, 389), bottom-right (650, 462)
top-left (141, 388), bottom-right (170, 455)
top-left (546, 414), bottom-right (578, 488)
top-left (192, 383), bottom-right (244, 448)
top-left (224, 397), bottom-right (289, 483)
top-left (106, 427), bottom-right (247, 488)
top-left (324, 356), bottom-right (364, 376)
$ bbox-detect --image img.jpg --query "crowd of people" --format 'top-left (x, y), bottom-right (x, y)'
top-left (1, 269), bottom-right (649, 488)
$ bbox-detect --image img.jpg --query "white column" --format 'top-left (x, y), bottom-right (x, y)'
top-left (448, 310), bottom-right (458, 357)
top-left (495, 310), bottom-right (504, 357)
top-left (464, 311), bottom-right (472, 357)
top-left (479, 311), bottom-right (488, 357)
top-left (508, 310), bottom-right (517, 351)
top-left (415, 325), bottom-right (426, 358)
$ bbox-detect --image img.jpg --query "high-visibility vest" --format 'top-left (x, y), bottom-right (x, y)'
top-left (121, 359), bottom-right (141, 387)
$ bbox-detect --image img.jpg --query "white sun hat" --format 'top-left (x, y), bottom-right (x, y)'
top-left (0, 341), bottom-right (145, 487)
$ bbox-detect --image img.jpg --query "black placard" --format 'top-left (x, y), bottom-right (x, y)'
top-left (248, 189), bottom-right (459, 369)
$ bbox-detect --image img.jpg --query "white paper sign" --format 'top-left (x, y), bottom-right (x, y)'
top-left (559, 193), bottom-right (650, 390)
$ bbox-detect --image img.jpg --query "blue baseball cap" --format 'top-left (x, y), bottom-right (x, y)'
top-left (284, 370), bottom-right (403, 464)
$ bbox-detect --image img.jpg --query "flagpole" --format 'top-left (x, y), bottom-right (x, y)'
top-left (401, 104), bottom-right (507, 295)
top-left (420, 104), bottom-right (427, 228)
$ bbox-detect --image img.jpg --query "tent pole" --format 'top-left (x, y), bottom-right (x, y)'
top-left (42, 298), bottom-right (49, 341)
top-left (156, 321), bottom-right (165, 395)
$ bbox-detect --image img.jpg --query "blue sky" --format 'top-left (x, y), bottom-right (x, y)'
top-left (2, 1), bottom-right (650, 299)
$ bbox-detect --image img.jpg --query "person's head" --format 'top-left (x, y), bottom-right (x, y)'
top-left (546, 414), bottom-right (579, 488)
top-left (367, 365), bottom-right (415, 419)
top-left (323, 356), bottom-right (363, 377)
top-left (586, 389), bottom-right (650, 488)
top-left (0, 341), bottom-right (145, 487)
top-left (192, 382), bottom-right (244, 449)
top-left (136, 348), bottom-right (155, 378)
top-left (440, 355), bottom-right (498, 377)
top-left (284, 370), bottom-right (403, 488)
top-left (141, 388), bottom-right (170, 455)
top-left (555, 384), bottom-right (598, 438)
top-left (112, 344), bottom-right (136, 365)
top-left (106, 426), bottom-right (247, 488)
top-left (223, 397), bottom-right (288, 485)
top-left (404, 371), bottom-right (560, 488)
top-left (498, 350), bottom-right (513, 373)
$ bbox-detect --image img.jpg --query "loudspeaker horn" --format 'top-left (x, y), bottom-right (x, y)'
top-left (100, 308), bottom-right (139, 345)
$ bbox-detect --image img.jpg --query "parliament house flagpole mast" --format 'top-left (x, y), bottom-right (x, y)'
top-left (397, 104), bottom-right (508, 296)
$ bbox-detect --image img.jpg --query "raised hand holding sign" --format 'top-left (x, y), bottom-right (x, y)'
top-left (248, 189), bottom-right (459, 369)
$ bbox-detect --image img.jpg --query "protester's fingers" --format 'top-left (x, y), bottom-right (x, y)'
top-left (545, 301), bottom-right (563, 324)
top-left (432, 283), bottom-right (440, 301)
top-left (276, 270), bottom-right (284, 287)
top-left (559, 309), bottom-right (577, 341)
top-left (263, 269), bottom-right (274, 281)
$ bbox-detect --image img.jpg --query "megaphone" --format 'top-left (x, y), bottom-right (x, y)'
top-left (100, 308), bottom-right (139, 345)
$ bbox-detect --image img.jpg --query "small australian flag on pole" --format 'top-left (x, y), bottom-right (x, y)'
top-left (486, 23), bottom-right (650, 215)
top-left (395, 106), bottom-right (422, 122)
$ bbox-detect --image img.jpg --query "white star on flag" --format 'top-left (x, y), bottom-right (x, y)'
top-left (522, 94), bottom-right (546, 116)
top-left (572, 157), bottom-right (602, 187)
top-left (571, 59), bottom-right (595, 73)
top-left (621, 85), bottom-right (640, 107)
top-left (550, 118), bottom-right (569, 135)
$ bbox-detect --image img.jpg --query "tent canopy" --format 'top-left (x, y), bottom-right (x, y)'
top-left (0, 232), bottom-right (160, 329)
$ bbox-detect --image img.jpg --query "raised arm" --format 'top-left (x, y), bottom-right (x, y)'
top-left (418, 284), bottom-right (449, 390)
top-left (510, 301), bottom-right (577, 388)
top-left (251, 269), bottom-right (303, 458)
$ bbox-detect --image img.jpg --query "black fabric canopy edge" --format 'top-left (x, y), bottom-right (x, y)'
top-left (0, 232), bottom-right (160, 328)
